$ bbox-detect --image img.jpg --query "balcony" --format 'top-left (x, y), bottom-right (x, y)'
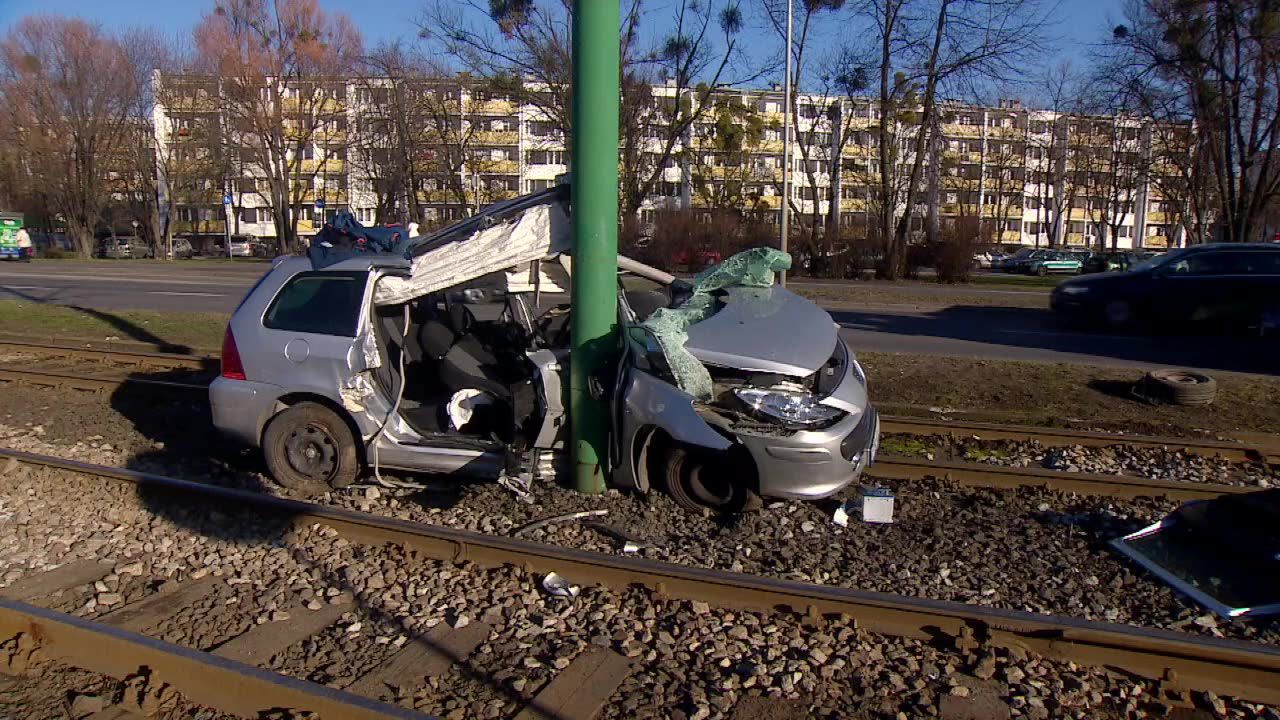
top-left (172, 220), bottom-right (226, 234)
top-left (475, 159), bottom-right (520, 175)
top-left (1147, 211), bottom-right (1168, 223)
top-left (941, 123), bottom-right (982, 138)
top-left (839, 198), bottom-right (868, 212)
top-left (473, 130), bottom-right (519, 146)
top-left (475, 99), bottom-right (516, 115)
top-left (297, 190), bottom-right (348, 204)
top-left (298, 159), bottom-right (345, 174)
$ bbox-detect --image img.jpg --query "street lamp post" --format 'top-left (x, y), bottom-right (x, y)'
top-left (780, 0), bottom-right (793, 286)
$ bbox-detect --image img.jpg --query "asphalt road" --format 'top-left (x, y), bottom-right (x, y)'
top-left (1, 260), bottom-right (1274, 375)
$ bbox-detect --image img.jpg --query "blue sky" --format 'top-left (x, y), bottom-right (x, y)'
top-left (0, 0), bottom-right (1123, 99)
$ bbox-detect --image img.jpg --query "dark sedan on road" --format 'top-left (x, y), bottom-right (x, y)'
top-left (1051, 243), bottom-right (1280, 332)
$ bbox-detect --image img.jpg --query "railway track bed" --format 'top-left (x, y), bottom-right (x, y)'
top-left (2, 452), bottom-right (1280, 718)
top-left (2, 377), bottom-right (1278, 653)
top-left (12, 453), bottom-right (1270, 720)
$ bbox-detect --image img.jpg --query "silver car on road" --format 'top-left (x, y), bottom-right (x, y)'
top-left (210, 188), bottom-right (878, 512)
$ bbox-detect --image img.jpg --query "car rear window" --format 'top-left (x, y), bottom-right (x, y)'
top-left (264, 271), bottom-right (367, 336)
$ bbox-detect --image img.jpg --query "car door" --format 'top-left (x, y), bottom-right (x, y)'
top-left (1156, 251), bottom-right (1236, 326)
top-left (250, 270), bottom-right (374, 404)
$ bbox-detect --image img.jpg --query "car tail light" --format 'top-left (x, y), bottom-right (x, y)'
top-left (221, 326), bottom-right (247, 381)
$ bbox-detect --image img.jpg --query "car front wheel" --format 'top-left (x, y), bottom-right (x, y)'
top-left (263, 402), bottom-right (360, 492)
top-left (658, 445), bottom-right (760, 515)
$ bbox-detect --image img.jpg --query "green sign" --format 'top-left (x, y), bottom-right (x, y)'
top-left (0, 216), bottom-right (21, 248)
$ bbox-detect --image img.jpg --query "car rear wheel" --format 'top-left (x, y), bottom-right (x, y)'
top-left (1102, 300), bottom-right (1134, 330)
top-left (659, 445), bottom-right (760, 515)
top-left (1036, 265), bottom-right (1049, 276)
top-left (263, 402), bottom-right (360, 492)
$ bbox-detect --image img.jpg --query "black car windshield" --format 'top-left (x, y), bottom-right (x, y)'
top-left (1130, 248), bottom-right (1187, 273)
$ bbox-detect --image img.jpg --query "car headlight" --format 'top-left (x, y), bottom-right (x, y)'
top-left (734, 388), bottom-right (843, 426)
top-left (851, 356), bottom-right (867, 386)
top-left (1059, 285), bottom-right (1090, 295)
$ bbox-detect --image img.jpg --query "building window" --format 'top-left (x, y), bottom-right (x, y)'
top-left (527, 150), bottom-right (566, 165)
top-left (241, 208), bottom-right (258, 224)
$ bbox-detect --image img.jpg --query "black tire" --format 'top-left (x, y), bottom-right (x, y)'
top-left (262, 402), bottom-right (360, 491)
top-left (1144, 369), bottom-right (1217, 406)
top-left (1036, 265), bottom-right (1049, 276)
top-left (1102, 299), bottom-right (1134, 330)
top-left (659, 445), bottom-right (760, 515)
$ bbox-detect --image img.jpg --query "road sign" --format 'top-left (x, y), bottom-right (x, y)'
top-left (315, 199), bottom-right (325, 209)
top-left (223, 193), bottom-right (232, 205)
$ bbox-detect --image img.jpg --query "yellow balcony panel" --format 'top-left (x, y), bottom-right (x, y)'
top-left (839, 199), bottom-right (868, 212)
top-left (476, 99), bottom-right (515, 115)
top-left (1000, 230), bottom-right (1022, 242)
top-left (758, 139), bottom-right (784, 153)
top-left (476, 160), bottom-right (519, 175)
top-left (1069, 208), bottom-right (1089, 220)
top-left (474, 130), bottom-right (519, 146)
top-left (172, 220), bottom-right (227, 234)
top-left (1147, 211), bottom-right (1168, 223)
top-left (297, 219), bottom-right (315, 234)
top-left (942, 124), bottom-right (982, 138)
top-left (761, 111), bottom-right (786, 127)
top-left (298, 159), bottom-right (345, 174)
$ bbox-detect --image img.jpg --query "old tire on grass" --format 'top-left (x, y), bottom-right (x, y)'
top-left (1145, 369), bottom-right (1217, 406)
top-left (263, 402), bottom-right (360, 491)
top-left (659, 445), bottom-right (760, 515)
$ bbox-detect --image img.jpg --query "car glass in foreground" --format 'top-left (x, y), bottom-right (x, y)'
top-left (264, 271), bottom-right (367, 336)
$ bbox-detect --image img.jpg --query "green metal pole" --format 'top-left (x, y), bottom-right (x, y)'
top-left (569, 0), bottom-right (621, 494)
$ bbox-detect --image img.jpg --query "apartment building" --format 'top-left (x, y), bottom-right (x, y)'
top-left (153, 73), bottom-right (1183, 250)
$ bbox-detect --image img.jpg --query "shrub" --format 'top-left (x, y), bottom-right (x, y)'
top-left (934, 217), bottom-right (982, 283)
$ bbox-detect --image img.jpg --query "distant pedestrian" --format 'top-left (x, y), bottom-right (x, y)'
top-left (14, 228), bottom-right (31, 262)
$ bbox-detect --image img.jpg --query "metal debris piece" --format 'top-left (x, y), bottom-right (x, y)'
top-left (512, 509), bottom-right (608, 538)
top-left (580, 520), bottom-right (647, 552)
top-left (541, 572), bottom-right (579, 600)
top-left (498, 471), bottom-right (535, 504)
top-left (833, 500), bottom-right (856, 527)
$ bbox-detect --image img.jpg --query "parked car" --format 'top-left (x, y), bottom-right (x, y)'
top-left (997, 248), bottom-right (1050, 272)
top-left (210, 187), bottom-right (879, 514)
top-left (671, 244), bottom-right (722, 271)
top-left (95, 237), bottom-right (134, 259)
top-left (168, 238), bottom-right (194, 259)
top-left (1081, 251), bottom-right (1158, 274)
top-left (1025, 251), bottom-right (1084, 276)
top-left (229, 237), bottom-right (253, 256)
top-left (1051, 243), bottom-right (1280, 331)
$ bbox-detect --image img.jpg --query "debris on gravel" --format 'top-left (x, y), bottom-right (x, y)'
top-left (881, 433), bottom-right (1280, 488)
top-left (2, 384), bottom-right (1279, 651)
top-left (3, 459), bottom-right (1279, 719)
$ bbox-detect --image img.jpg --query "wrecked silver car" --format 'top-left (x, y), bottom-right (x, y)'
top-left (209, 185), bottom-right (879, 512)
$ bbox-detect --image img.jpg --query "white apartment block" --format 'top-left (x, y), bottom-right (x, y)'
top-left (153, 73), bottom-right (1184, 250)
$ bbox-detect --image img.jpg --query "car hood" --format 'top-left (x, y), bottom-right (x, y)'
top-left (683, 286), bottom-right (836, 376)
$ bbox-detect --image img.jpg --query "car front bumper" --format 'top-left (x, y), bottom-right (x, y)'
top-left (736, 406), bottom-right (880, 500)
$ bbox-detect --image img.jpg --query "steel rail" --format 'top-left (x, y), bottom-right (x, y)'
top-left (0, 599), bottom-right (426, 720)
top-left (870, 455), bottom-right (1253, 501)
top-left (0, 339), bottom-right (213, 370)
top-left (0, 367), bottom-right (207, 393)
top-left (881, 415), bottom-right (1280, 464)
top-left (4, 448), bottom-right (1279, 705)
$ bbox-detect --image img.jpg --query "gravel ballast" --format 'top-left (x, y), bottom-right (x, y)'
top-left (2, 386), bottom-right (1278, 647)
top-left (3, 458), bottom-right (1280, 719)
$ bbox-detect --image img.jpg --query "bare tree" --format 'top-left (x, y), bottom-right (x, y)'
top-left (0, 17), bottom-right (142, 256)
top-left (683, 94), bottom-right (772, 212)
top-left (1110, 0), bottom-right (1280, 243)
top-left (194, 0), bottom-right (363, 255)
top-left (424, 0), bottom-right (753, 221)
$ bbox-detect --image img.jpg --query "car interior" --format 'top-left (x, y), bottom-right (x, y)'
top-left (368, 264), bottom-right (675, 450)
